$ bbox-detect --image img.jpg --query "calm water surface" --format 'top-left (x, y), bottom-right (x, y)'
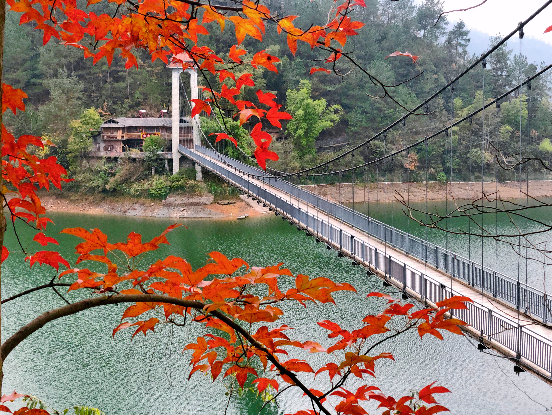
top-left (3, 212), bottom-right (552, 414)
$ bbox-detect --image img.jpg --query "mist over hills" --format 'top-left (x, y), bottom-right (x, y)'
top-left (466, 28), bottom-right (552, 65)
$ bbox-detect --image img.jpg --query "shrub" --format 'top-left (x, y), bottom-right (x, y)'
top-left (148, 176), bottom-right (170, 199)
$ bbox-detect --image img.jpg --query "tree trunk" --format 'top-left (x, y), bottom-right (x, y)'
top-left (0, 0), bottom-right (6, 397)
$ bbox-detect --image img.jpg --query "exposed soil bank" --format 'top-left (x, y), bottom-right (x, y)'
top-left (39, 193), bottom-right (270, 219)
top-left (305, 181), bottom-right (552, 204)
top-left (39, 180), bottom-right (552, 219)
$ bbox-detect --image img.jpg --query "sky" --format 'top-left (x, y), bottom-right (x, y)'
top-left (438, 0), bottom-right (552, 44)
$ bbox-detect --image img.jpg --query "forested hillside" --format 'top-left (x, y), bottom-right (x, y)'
top-left (4, 0), bottom-right (552, 182)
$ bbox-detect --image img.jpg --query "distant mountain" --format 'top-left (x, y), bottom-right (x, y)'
top-left (466, 28), bottom-right (552, 65)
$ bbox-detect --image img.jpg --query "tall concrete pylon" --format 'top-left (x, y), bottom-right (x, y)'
top-left (168, 53), bottom-right (202, 180)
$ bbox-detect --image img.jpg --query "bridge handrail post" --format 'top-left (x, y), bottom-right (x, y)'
top-left (435, 246), bottom-right (439, 269)
top-left (402, 263), bottom-right (407, 292)
top-left (516, 324), bottom-right (522, 360)
top-left (422, 273), bottom-right (426, 302)
top-left (517, 280), bottom-right (521, 311)
top-left (544, 293), bottom-right (548, 325)
top-left (487, 309), bottom-right (492, 341)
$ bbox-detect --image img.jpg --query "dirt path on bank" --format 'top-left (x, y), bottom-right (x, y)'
top-left (305, 180), bottom-right (552, 203)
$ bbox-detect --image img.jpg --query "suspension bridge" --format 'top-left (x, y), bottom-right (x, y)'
top-left (172, 0), bottom-right (552, 385)
top-left (180, 144), bottom-right (552, 384)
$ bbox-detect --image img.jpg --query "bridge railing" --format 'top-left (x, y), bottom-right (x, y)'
top-left (181, 145), bottom-right (552, 378)
top-left (191, 146), bottom-right (552, 325)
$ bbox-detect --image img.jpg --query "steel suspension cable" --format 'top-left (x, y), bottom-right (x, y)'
top-left (193, 0), bottom-right (552, 180)
top-left (256, 64), bottom-right (552, 180)
top-left (269, 0), bottom-right (552, 178)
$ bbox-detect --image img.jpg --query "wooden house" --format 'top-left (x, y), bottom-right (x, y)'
top-left (95, 117), bottom-right (193, 155)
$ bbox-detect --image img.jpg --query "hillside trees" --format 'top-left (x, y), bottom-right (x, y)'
top-left (0, 0), bottom-right (478, 413)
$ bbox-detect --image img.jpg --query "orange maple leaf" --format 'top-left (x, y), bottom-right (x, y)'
top-left (228, 44), bottom-right (246, 63)
top-left (386, 50), bottom-right (419, 63)
top-left (310, 67), bottom-right (331, 75)
top-left (251, 50), bottom-right (280, 73)
top-left (202, 5), bottom-right (226, 31)
top-left (252, 377), bottom-right (279, 393)
top-left (229, 16), bottom-right (262, 44)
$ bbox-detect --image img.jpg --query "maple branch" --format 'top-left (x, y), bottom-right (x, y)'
top-left (259, 384), bottom-right (292, 413)
top-left (363, 321), bottom-right (417, 355)
top-left (0, 294), bottom-right (332, 415)
top-left (172, 0), bottom-right (242, 12)
top-left (0, 280), bottom-right (72, 304)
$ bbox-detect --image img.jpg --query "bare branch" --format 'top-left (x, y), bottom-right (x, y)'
top-left (434, 1), bottom-right (488, 26)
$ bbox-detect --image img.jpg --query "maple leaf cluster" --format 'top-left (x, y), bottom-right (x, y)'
top-left (1, 83), bottom-right (70, 266)
top-left (26, 224), bottom-right (469, 415)
top-left (0, 0), bottom-right (477, 412)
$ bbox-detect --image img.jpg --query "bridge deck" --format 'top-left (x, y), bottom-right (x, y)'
top-left (181, 146), bottom-right (552, 384)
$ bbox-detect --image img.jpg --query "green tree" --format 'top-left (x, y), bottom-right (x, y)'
top-left (68, 108), bottom-right (102, 161)
top-left (200, 115), bottom-right (255, 163)
top-left (285, 80), bottom-right (341, 159)
top-left (40, 68), bottom-right (84, 139)
top-left (143, 134), bottom-right (167, 176)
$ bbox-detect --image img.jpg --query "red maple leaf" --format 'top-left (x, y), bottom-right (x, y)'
top-left (212, 132), bottom-right (238, 147)
top-left (386, 50), bottom-right (419, 63)
top-left (33, 232), bottom-right (59, 246)
top-left (191, 99), bottom-right (212, 117)
top-left (26, 251), bottom-right (70, 271)
top-left (266, 106), bottom-right (292, 128)
top-left (310, 67), bottom-right (331, 75)
top-left (2, 84), bottom-right (27, 114)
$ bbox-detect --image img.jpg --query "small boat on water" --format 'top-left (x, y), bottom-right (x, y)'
top-left (237, 214), bottom-right (249, 220)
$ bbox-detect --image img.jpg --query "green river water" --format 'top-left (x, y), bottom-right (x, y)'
top-left (2, 207), bottom-right (552, 414)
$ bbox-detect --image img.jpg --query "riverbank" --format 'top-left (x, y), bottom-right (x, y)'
top-left (305, 180), bottom-right (552, 203)
top-left (40, 193), bottom-right (270, 219)
top-left (39, 180), bottom-right (552, 219)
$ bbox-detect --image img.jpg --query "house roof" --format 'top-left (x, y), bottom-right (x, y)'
top-left (100, 117), bottom-right (192, 129)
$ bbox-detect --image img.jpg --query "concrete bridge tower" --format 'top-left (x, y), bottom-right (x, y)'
top-left (167, 53), bottom-right (202, 180)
